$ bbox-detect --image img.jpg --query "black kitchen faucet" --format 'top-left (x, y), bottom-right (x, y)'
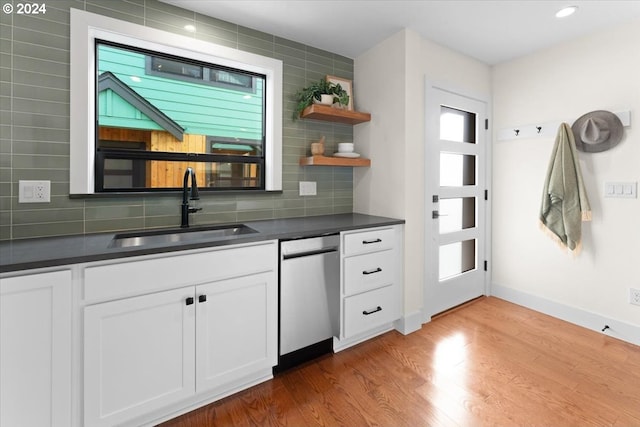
top-left (181, 167), bottom-right (202, 228)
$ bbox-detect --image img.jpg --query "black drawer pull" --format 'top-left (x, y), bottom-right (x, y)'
top-left (362, 238), bottom-right (382, 244)
top-left (185, 297), bottom-right (194, 306)
top-left (362, 268), bottom-right (382, 275)
top-left (198, 294), bottom-right (207, 303)
top-left (362, 306), bottom-right (382, 315)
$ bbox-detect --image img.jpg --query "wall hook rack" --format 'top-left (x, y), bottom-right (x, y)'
top-left (497, 110), bottom-right (631, 142)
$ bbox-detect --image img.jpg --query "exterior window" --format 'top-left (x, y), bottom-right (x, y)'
top-left (96, 41), bottom-right (265, 192)
top-left (70, 9), bottom-right (282, 195)
top-left (147, 56), bottom-right (255, 91)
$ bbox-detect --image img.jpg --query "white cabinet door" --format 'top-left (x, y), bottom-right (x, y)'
top-left (1, 270), bottom-right (72, 427)
top-left (196, 272), bottom-right (276, 392)
top-left (84, 287), bottom-right (196, 427)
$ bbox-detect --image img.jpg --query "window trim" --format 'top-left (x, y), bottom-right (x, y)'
top-left (70, 8), bottom-right (282, 195)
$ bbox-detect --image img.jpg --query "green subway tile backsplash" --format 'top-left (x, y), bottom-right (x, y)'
top-left (1, 0), bottom-right (357, 240)
top-left (85, 2), bottom-right (145, 24)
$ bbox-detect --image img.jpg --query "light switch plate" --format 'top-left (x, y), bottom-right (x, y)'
top-left (604, 182), bottom-right (636, 198)
top-left (299, 181), bottom-right (317, 196)
top-left (19, 180), bottom-right (51, 203)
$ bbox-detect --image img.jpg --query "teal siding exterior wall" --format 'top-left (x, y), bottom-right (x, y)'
top-left (0, 0), bottom-right (355, 240)
top-left (99, 90), bottom-right (164, 132)
top-left (98, 43), bottom-right (263, 141)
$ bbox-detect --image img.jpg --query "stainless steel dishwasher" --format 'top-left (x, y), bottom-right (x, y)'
top-left (277, 234), bottom-right (340, 372)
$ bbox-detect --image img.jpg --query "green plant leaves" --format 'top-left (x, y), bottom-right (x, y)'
top-left (293, 78), bottom-right (349, 119)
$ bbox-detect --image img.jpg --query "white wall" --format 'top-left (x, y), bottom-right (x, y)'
top-left (353, 29), bottom-right (491, 324)
top-left (492, 20), bottom-right (640, 341)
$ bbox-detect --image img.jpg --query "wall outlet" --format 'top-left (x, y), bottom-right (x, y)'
top-left (19, 180), bottom-right (51, 203)
top-left (630, 288), bottom-right (640, 306)
top-left (299, 181), bottom-right (317, 196)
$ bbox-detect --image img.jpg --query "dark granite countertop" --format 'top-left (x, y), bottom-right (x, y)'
top-left (0, 213), bottom-right (404, 273)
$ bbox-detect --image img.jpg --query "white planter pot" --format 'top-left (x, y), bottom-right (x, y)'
top-left (313, 94), bottom-right (334, 105)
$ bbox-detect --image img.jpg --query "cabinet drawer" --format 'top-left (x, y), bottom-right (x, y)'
top-left (343, 285), bottom-right (399, 338)
top-left (343, 228), bottom-right (395, 256)
top-left (343, 250), bottom-right (394, 296)
top-left (84, 241), bottom-right (276, 303)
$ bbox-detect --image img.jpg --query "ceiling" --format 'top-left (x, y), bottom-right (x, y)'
top-left (160, 0), bottom-right (640, 65)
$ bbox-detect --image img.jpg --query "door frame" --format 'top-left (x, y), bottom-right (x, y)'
top-left (423, 80), bottom-right (492, 322)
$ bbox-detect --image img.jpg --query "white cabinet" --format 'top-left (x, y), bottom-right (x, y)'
top-left (0, 270), bottom-right (72, 427)
top-left (84, 287), bottom-right (196, 427)
top-left (82, 241), bottom-right (277, 427)
top-left (337, 226), bottom-right (402, 345)
top-left (196, 272), bottom-right (274, 391)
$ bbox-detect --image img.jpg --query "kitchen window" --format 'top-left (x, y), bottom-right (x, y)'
top-left (95, 41), bottom-right (265, 192)
top-left (70, 9), bottom-right (282, 195)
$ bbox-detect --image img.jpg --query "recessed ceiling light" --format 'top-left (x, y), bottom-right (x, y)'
top-left (184, 24), bottom-right (196, 32)
top-left (556, 6), bottom-right (578, 18)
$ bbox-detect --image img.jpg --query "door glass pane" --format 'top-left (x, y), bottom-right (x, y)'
top-left (439, 239), bottom-right (476, 281)
top-left (440, 153), bottom-right (476, 186)
top-left (439, 198), bottom-right (476, 234)
top-left (440, 106), bottom-right (476, 144)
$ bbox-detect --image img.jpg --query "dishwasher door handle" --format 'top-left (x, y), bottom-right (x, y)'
top-left (282, 246), bottom-right (338, 260)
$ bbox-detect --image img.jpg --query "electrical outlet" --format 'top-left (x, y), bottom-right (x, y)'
top-left (19, 180), bottom-right (51, 203)
top-left (630, 288), bottom-right (640, 306)
top-left (299, 181), bottom-right (317, 196)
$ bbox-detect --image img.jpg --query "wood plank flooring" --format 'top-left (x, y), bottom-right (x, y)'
top-left (160, 297), bottom-right (640, 426)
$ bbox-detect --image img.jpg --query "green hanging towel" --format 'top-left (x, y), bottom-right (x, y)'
top-left (539, 123), bottom-right (592, 253)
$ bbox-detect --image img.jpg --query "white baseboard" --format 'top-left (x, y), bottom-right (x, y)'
top-left (491, 283), bottom-right (640, 347)
top-left (395, 310), bottom-right (423, 335)
top-left (333, 324), bottom-right (394, 352)
top-left (333, 311), bottom-right (424, 353)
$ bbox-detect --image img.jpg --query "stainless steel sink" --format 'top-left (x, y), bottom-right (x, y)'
top-left (109, 224), bottom-right (258, 248)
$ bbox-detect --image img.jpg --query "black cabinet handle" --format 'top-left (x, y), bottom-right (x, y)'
top-left (362, 238), bottom-right (382, 244)
top-left (362, 267), bottom-right (382, 275)
top-left (362, 306), bottom-right (382, 315)
top-left (185, 297), bottom-right (194, 306)
top-left (198, 294), bottom-right (207, 303)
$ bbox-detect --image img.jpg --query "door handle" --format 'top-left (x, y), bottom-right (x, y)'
top-left (198, 294), bottom-right (207, 303)
top-left (432, 210), bottom-right (449, 219)
top-left (362, 267), bottom-right (382, 275)
top-left (185, 297), bottom-right (194, 306)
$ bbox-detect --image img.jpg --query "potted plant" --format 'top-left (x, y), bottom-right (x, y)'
top-left (294, 78), bottom-right (350, 119)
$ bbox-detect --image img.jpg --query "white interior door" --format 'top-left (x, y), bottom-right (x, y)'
top-left (425, 86), bottom-right (488, 317)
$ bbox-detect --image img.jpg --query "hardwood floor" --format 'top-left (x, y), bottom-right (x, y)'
top-left (160, 297), bottom-right (640, 426)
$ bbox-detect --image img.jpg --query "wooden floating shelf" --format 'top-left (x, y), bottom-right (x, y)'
top-left (300, 104), bottom-right (371, 125)
top-left (299, 155), bottom-right (371, 167)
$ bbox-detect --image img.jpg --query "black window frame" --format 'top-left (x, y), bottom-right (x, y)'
top-left (94, 40), bottom-right (267, 193)
top-left (95, 148), bottom-right (266, 192)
